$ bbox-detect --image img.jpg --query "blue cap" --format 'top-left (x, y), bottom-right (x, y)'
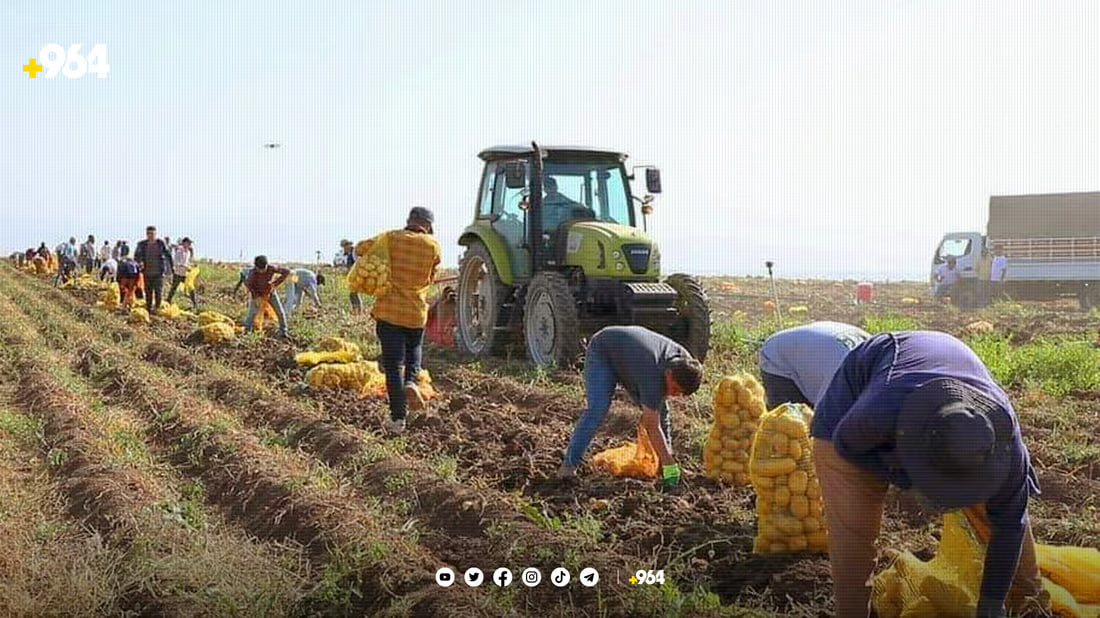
top-left (895, 378), bottom-right (1016, 509)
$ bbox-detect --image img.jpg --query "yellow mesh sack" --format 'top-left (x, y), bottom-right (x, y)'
top-left (95, 282), bottom-right (120, 310)
top-left (872, 512), bottom-right (1100, 618)
top-left (347, 233), bottom-right (392, 296)
top-left (198, 311), bottom-right (235, 327)
top-left (305, 361), bottom-right (386, 395)
top-left (591, 424), bottom-right (659, 479)
top-left (316, 337), bottom-right (361, 355)
top-left (703, 374), bottom-right (766, 485)
top-left (749, 403), bottom-right (827, 554)
top-left (1036, 545), bottom-right (1100, 604)
top-left (128, 307), bottom-right (150, 324)
top-left (182, 266), bottom-right (200, 292)
top-left (196, 322), bottom-right (236, 344)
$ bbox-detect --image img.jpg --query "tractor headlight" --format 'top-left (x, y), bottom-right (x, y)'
top-left (616, 262), bottom-right (625, 271)
top-left (612, 250), bottom-right (621, 260)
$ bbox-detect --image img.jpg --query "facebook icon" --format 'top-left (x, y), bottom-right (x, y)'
top-left (492, 568), bottom-right (513, 587)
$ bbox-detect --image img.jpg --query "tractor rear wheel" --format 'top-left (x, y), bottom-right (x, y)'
top-left (456, 242), bottom-right (512, 357)
top-left (666, 273), bottom-right (711, 362)
top-left (524, 272), bottom-right (581, 368)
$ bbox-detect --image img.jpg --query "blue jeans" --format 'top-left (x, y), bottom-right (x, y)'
top-left (243, 291), bottom-right (287, 335)
top-left (376, 320), bottom-right (424, 421)
top-left (563, 350), bottom-right (671, 467)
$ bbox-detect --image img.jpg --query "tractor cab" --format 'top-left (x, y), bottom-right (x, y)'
top-left (456, 142), bottom-right (710, 368)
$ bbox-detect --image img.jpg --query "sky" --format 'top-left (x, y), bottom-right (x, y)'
top-left (2, 1), bottom-right (1098, 281)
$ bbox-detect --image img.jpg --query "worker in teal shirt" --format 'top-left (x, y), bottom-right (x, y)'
top-left (811, 331), bottom-right (1049, 618)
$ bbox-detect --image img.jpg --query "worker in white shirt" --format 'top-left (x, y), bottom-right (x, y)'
top-left (933, 257), bottom-right (959, 300)
top-left (990, 248), bottom-right (1008, 303)
top-left (166, 237), bottom-right (199, 309)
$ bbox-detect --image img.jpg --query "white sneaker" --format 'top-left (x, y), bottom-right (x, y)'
top-left (385, 418), bottom-right (406, 435)
top-left (404, 383), bottom-right (427, 411)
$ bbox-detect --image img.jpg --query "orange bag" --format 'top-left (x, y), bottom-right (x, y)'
top-left (252, 296), bottom-right (279, 330)
top-left (591, 424), bottom-right (659, 479)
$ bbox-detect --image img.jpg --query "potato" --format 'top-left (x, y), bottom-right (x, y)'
top-left (790, 495), bottom-right (810, 519)
top-left (788, 440), bottom-right (803, 461)
top-left (788, 535), bottom-right (809, 552)
top-left (752, 457), bottom-right (797, 477)
top-left (803, 516), bottom-right (822, 533)
top-left (789, 470), bottom-right (809, 494)
top-left (775, 487), bottom-right (791, 507)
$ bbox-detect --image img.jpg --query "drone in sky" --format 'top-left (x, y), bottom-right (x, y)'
top-left (263, 142), bottom-right (281, 149)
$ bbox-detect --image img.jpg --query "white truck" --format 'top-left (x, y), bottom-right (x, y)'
top-left (932, 191), bottom-right (1100, 310)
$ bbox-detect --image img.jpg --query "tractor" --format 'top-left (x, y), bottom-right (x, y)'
top-left (453, 142), bottom-right (711, 367)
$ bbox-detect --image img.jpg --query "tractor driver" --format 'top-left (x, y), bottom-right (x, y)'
top-left (542, 176), bottom-right (583, 231)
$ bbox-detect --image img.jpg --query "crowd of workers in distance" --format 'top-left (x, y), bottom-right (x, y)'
top-left (934, 245), bottom-right (1008, 304)
top-left (22, 207), bottom-right (1043, 617)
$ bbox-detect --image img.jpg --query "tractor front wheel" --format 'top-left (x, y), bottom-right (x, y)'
top-left (666, 273), bottom-right (711, 362)
top-left (523, 272), bottom-right (581, 368)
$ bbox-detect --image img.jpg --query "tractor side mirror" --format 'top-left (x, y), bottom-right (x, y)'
top-left (504, 162), bottom-right (527, 189)
top-left (645, 168), bottom-right (662, 194)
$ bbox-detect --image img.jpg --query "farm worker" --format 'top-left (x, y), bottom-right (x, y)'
top-left (283, 268), bottom-right (326, 315)
top-left (811, 331), bottom-right (1049, 618)
top-left (111, 240), bottom-right (123, 261)
top-left (558, 326), bottom-right (704, 489)
top-left (232, 266), bottom-right (254, 298)
top-left (372, 207), bottom-right (441, 435)
top-left (340, 239), bottom-right (363, 315)
top-left (134, 225), bottom-right (174, 315)
top-left (116, 247), bottom-right (141, 311)
top-left (79, 235), bottom-right (97, 274)
top-left (991, 247), bottom-right (1008, 302)
top-left (36, 243), bottom-right (50, 260)
top-left (758, 321), bottom-right (870, 408)
top-left (242, 255), bottom-right (290, 338)
top-left (166, 237), bottom-right (199, 309)
top-left (99, 257), bottom-right (118, 282)
top-left (54, 238), bottom-right (77, 285)
top-left (933, 256), bottom-right (959, 300)
top-left (97, 240), bottom-right (111, 269)
top-left (976, 245), bottom-right (994, 307)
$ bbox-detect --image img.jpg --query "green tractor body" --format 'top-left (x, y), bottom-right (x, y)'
top-left (455, 143), bottom-right (710, 367)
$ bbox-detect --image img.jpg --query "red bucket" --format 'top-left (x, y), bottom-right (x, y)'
top-left (856, 282), bottom-right (874, 303)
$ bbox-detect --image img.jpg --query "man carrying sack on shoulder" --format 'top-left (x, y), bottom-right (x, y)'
top-left (372, 207), bottom-right (441, 435)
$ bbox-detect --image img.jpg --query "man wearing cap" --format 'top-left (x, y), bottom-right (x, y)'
top-left (372, 207), bottom-right (441, 435)
top-left (811, 331), bottom-right (1049, 618)
top-left (758, 321), bottom-right (871, 408)
top-left (558, 326), bottom-right (704, 490)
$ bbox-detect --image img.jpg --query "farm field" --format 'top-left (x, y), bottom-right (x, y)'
top-left (2, 261), bottom-right (1098, 617)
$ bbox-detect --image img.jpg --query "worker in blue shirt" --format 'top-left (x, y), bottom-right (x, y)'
top-left (811, 331), bottom-right (1049, 618)
top-left (283, 268), bottom-right (325, 315)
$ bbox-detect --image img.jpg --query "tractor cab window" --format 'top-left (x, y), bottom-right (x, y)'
top-left (492, 162), bottom-right (527, 248)
top-left (541, 162), bottom-right (632, 232)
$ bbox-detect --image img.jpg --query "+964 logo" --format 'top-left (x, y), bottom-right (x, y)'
top-left (630, 569), bottom-right (664, 585)
top-left (23, 44), bottom-right (110, 79)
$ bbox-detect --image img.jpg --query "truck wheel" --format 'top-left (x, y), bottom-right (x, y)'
top-left (523, 272), bottom-right (581, 368)
top-left (1079, 285), bottom-right (1100, 312)
top-left (666, 273), bottom-right (712, 362)
top-left (456, 242), bottom-right (511, 357)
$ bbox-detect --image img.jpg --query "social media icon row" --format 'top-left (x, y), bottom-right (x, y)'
top-left (436, 567), bottom-right (598, 588)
